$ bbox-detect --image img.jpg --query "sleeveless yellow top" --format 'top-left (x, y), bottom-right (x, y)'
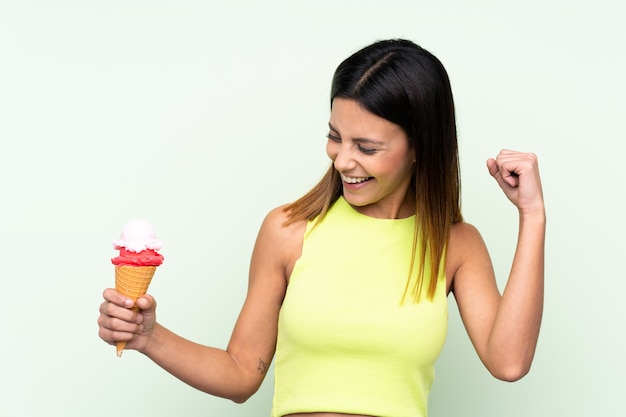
top-left (272, 197), bottom-right (448, 417)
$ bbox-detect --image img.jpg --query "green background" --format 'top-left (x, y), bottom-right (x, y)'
top-left (1, 0), bottom-right (624, 415)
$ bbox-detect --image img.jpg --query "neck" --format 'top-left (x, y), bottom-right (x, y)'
top-left (347, 191), bottom-right (416, 220)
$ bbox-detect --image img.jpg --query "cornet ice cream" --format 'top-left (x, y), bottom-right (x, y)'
top-left (111, 219), bottom-right (164, 356)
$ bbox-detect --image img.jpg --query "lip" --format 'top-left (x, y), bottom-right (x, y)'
top-left (341, 176), bottom-right (372, 190)
top-left (340, 173), bottom-right (371, 183)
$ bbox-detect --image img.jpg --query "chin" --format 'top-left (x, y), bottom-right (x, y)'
top-left (342, 193), bottom-right (373, 207)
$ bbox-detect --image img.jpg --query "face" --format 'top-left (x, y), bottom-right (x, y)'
top-left (326, 98), bottom-right (416, 219)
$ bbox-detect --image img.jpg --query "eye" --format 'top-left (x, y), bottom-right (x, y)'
top-left (326, 133), bottom-right (341, 143)
top-left (358, 145), bottom-right (378, 155)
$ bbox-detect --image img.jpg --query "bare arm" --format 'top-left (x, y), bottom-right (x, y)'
top-left (450, 150), bottom-right (545, 381)
top-left (98, 206), bottom-right (302, 402)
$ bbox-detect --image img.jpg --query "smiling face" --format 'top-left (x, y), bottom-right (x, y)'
top-left (326, 98), bottom-right (416, 219)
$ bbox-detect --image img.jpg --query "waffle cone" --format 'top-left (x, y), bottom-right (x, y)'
top-left (114, 265), bottom-right (157, 357)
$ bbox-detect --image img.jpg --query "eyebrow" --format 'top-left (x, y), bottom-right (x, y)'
top-left (327, 122), bottom-right (387, 146)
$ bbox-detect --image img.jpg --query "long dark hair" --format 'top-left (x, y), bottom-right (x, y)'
top-left (285, 39), bottom-right (462, 302)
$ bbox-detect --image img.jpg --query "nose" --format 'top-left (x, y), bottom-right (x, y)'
top-left (327, 141), bottom-right (356, 172)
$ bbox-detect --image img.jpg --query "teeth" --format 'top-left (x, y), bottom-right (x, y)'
top-left (341, 174), bottom-right (371, 184)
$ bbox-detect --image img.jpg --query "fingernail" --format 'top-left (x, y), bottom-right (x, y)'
top-left (124, 299), bottom-right (133, 308)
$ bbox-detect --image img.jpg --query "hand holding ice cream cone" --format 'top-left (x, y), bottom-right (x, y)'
top-left (111, 219), bottom-right (164, 357)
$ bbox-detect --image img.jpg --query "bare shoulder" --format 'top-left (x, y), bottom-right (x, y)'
top-left (449, 221), bottom-right (484, 248)
top-left (259, 205), bottom-right (307, 247)
top-left (446, 222), bottom-right (492, 291)
top-left (255, 204), bottom-right (307, 280)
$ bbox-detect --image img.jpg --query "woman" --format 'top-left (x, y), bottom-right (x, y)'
top-left (98, 39), bottom-right (545, 417)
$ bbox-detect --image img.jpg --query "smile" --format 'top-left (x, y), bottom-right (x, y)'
top-left (341, 174), bottom-right (372, 184)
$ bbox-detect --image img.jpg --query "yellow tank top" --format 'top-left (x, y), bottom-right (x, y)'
top-left (272, 197), bottom-right (448, 417)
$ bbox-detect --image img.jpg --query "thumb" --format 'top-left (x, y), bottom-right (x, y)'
top-left (486, 158), bottom-right (498, 178)
top-left (486, 158), bottom-right (505, 185)
top-left (487, 157), bottom-right (516, 190)
top-left (136, 294), bottom-right (156, 312)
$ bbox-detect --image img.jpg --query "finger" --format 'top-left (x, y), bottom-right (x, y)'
top-left (98, 313), bottom-right (143, 341)
top-left (103, 288), bottom-right (134, 308)
top-left (486, 158), bottom-right (510, 188)
top-left (495, 151), bottom-right (527, 186)
top-left (497, 148), bottom-right (517, 157)
top-left (497, 152), bottom-right (538, 184)
top-left (500, 166), bottom-right (520, 188)
top-left (99, 299), bottom-right (142, 324)
top-left (99, 325), bottom-right (142, 345)
top-left (488, 155), bottom-right (522, 193)
top-left (97, 325), bottom-right (117, 346)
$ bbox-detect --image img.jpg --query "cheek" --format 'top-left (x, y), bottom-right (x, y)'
top-left (381, 154), bottom-right (414, 181)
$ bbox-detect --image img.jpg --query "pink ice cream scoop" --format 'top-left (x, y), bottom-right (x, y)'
top-left (111, 219), bottom-right (164, 266)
